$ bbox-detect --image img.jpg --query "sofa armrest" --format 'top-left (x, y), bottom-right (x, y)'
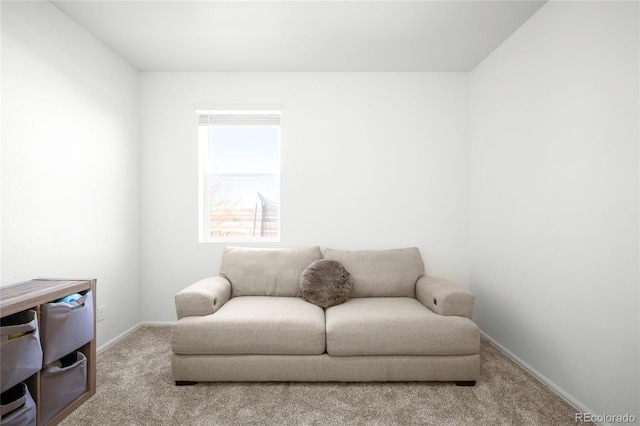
top-left (416, 276), bottom-right (475, 319)
top-left (175, 276), bottom-right (231, 320)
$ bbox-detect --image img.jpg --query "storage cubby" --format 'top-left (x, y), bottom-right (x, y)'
top-left (41, 291), bottom-right (94, 365)
top-left (1, 382), bottom-right (37, 426)
top-left (1, 310), bottom-right (43, 393)
top-left (39, 352), bottom-right (88, 425)
top-left (0, 279), bottom-right (96, 426)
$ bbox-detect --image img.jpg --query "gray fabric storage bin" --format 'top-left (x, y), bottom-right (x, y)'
top-left (0, 382), bottom-right (36, 426)
top-left (40, 352), bottom-right (87, 425)
top-left (0, 310), bottom-right (43, 393)
top-left (41, 291), bottom-right (94, 365)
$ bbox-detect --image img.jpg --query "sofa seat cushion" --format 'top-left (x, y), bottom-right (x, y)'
top-left (325, 298), bottom-right (479, 356)
top-left (171, 296), bottom-right (326, 355)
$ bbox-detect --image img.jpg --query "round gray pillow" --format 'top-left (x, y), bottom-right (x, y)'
top-left (298, 259), bottom-right (354, 308)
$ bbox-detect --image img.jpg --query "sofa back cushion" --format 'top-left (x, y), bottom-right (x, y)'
top-left (323, 248), bottom-right (425, 297)
top-left (220, 246), bottom-right (323, 296)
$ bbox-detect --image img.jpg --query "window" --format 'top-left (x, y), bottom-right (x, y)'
top-left (198, 110), bottom-right (280, 242)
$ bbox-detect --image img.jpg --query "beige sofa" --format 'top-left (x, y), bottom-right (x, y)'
top-left (171, 246), bottom-right (480, 385)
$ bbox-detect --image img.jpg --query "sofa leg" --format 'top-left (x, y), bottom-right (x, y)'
top-left (175, 381), bottom-right (198, 386)
top-left (455, 381), bottom-right (476, 387)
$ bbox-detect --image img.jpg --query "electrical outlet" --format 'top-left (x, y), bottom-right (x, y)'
top-left (97, 305), bottom-right (106, 322)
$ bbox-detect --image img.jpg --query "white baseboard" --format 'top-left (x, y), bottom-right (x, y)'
top-left (97, 324), bottom-right (142, 354)
top-left (140, 321), bottom-right (174, 326)
top-left (97, 321), bottom-right (174, 353)
top-left (480, 330), bottom-right (607, 426)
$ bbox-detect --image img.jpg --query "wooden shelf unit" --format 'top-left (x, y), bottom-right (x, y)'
top-left (0, 278), bottom-right (97, 426)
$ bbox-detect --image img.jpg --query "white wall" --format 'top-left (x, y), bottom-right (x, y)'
top-left (5, 2), bottom-right (636, 419)
top-left (1, 1), bottom-right (141, 348)
top-left (470, 0), bottom-right (639, 419)
top-left (140, 72), bottom-right (469, 321)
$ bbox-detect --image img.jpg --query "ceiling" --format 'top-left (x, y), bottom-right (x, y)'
top-left (51, 0), bottom-right (547, 72)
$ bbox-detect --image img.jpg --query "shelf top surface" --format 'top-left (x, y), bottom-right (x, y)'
top-left (0, 279), bottom-right (96, 317)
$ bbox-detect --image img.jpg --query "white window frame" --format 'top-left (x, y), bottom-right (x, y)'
top-left (197, 109), bottom-right (281, 243)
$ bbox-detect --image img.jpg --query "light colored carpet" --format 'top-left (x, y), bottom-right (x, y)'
top-left (60, 326), bottom-right (586, 425)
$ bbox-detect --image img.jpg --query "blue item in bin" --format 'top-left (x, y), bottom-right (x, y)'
top-left (57, 293), bottom-right (82, 303)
